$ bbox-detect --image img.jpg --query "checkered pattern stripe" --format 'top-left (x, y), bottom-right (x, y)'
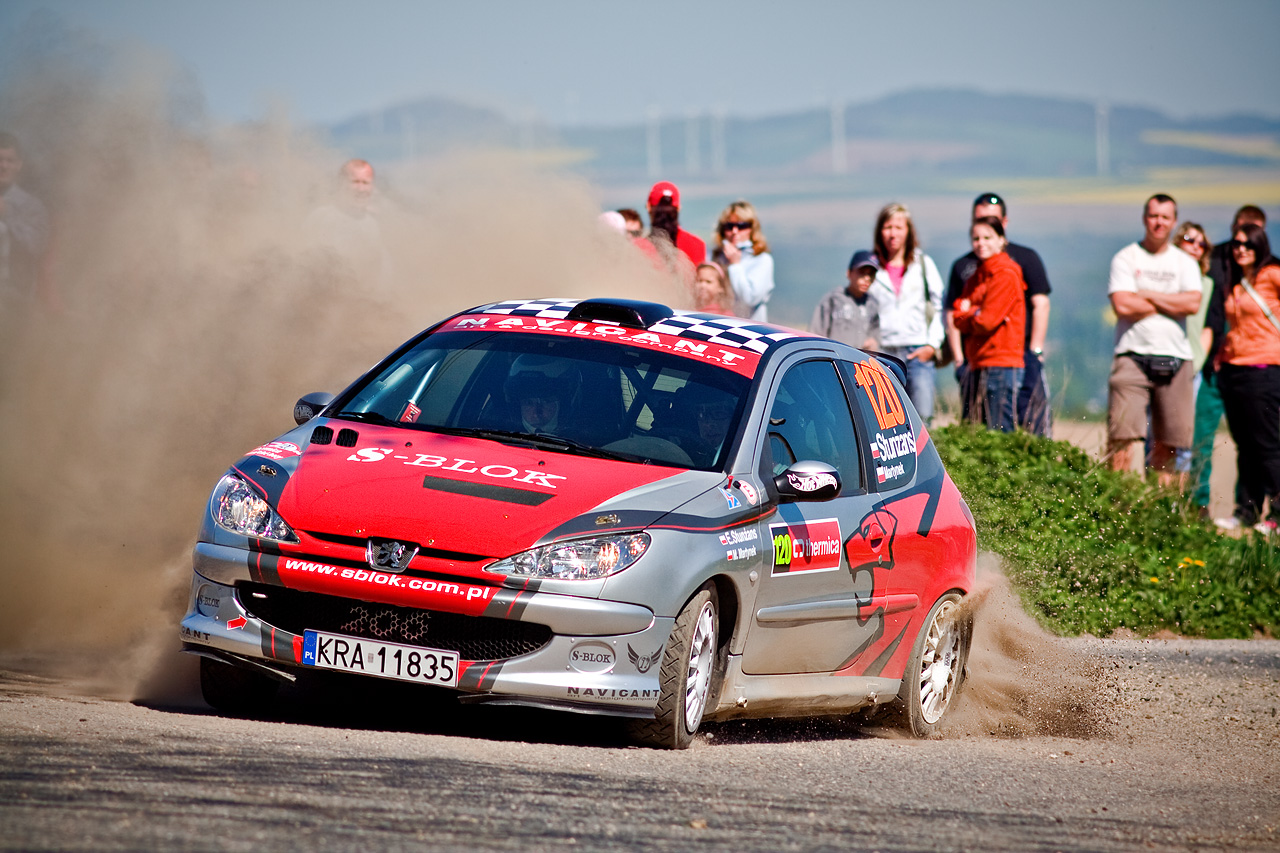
top-left (467, 300), bottom-right (801, 355)
top-left (649, 314), bottom-right (799, 354)
top-left (474, 299), bottom-right (579, 318)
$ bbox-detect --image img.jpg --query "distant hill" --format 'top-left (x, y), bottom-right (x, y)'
top-left (321, 88), bottom-right (1280, 183)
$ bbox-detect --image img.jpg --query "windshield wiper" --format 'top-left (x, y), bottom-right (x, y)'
top-left (333, 411), bottom-right (400, 426)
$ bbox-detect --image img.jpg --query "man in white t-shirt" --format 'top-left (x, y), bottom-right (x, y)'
top-left (1106, 194), bottom-right (1203, 484)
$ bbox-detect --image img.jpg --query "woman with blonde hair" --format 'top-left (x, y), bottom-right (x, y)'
top-left (711, 200), bottom-right (774, 321)
top-left (1174, 221), bottom-right (1218, 510)
top-left (869, 202), bottom-right (945, 422)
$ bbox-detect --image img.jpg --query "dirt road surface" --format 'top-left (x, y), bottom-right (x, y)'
top-left (2, 632), bottom-right (1277, 853)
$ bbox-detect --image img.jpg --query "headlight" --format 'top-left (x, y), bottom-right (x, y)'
top-left (210, 473), bottom-right (299, 543)
top-left (487, 533), bottom-right (650, 580)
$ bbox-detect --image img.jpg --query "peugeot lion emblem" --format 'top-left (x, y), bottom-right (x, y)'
top-left (366, 538), bottom-right (419, 573)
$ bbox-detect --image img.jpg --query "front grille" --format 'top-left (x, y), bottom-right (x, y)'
top-left (237, 582), bottom-right (552, 661)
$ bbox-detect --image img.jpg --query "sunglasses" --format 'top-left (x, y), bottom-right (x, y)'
top-left (1180, 234), bottom-right (1206, 249)
top-left (719, 221), bottom-right (752, 235)
top-left (1231, 240), bottom-right (1255, 251)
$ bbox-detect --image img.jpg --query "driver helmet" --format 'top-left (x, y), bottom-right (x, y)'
top-left (503, 354), bottom-right (581, 405)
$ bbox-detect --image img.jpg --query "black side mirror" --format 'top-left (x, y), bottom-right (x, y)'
top-left (293, 392), bottom-right (335, 425)
top-left (773, 461), bottom-right (841, 503)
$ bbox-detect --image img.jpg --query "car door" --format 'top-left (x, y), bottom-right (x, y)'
top-left (740, 357), bottom-right (884, 675)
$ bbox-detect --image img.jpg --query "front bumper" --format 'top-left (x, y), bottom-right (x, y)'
top-left (180, 565), bottom-right (672, 717)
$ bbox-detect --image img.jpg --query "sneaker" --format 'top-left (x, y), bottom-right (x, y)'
top-left (1255, 520), bottom-right (1278, 536)
top-left (1214, 516), bottom-right (1242, 531)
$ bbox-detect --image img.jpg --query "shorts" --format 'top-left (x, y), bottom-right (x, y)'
top-left (1107, 354), bottom-right (1194, 447)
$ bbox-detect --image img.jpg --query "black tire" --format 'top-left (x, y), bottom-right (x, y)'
top-left (627, 584), bottom-right (719, 749)
top-left (200, 656), bottom-right (280, 715)
top-left (894, 592), bottom-right (970, 738)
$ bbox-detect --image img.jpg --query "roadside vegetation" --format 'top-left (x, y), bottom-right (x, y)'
top-left (933, 424), bottom-right (1279, 639)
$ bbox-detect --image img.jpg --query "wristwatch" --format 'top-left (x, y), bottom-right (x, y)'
top-left (1030, 347), bottom-right (1044, 358)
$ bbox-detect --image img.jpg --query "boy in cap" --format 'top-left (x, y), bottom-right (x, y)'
top-left (810, 249), bottom-right (881, 349)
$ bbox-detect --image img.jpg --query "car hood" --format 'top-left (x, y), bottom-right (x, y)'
top-left (266, 424), bottom-right (701, 567)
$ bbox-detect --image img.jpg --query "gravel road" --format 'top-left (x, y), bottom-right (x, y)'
top-left (2, 618), bottom-right (1278, 852)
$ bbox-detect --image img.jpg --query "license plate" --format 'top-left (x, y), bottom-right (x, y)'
top-left (301, 630), bottom-right (459, 687)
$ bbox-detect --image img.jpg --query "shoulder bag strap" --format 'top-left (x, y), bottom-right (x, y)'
top-left (1240, 278), bottom-right (1280, 337)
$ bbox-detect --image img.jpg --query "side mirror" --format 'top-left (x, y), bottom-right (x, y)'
top-left (293, 392), bottom-right (335, 425)
top-left (773, 461), bottom-right (841, 503)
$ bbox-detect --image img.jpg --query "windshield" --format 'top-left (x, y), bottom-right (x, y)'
top-left (332, 330), bottom-right (750, 470)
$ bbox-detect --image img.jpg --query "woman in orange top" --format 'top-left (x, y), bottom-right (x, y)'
top-left (1217, 222), bottom-right (1280, 533)
top-left (951, 216), bottom-right (1027, 432)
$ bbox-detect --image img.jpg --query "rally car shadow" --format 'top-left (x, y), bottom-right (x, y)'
top-left (154, 668), bottom-right (887, 748)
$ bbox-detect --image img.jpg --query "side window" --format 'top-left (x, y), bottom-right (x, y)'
top-left (765, 360), bottom-right (861, 481)
top-left (843, 357), bottom-right (917, 491)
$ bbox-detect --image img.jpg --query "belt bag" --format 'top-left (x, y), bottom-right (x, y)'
top-left (1131, 354), bottom-right (1183, 383)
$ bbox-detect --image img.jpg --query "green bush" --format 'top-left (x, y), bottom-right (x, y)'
top-left (933, 424), bottom-right (1280, 638)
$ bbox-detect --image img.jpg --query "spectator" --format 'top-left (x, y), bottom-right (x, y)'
top-left (1105, 194), bottom-right (1202, 487)
top-left (646, 181), bottom-right (705, 266)
top-left (0, 131), bottom-right (52, 310)
top-left (617, 208), bottom-right (644, 238)
top-left (950, 216), bottom-right (1027, 432)
top-left (304, 158), bottom-right (391, 288)
top-left (711, 200), bottom-right (775, 321)
top-left (693, 263), bottom-right (734, 315)
top-left (810, 249), bottom-right (880, 349)
top-left (1214, 223), bottom-right (1280, 534)
top-left (869, 202), bottom-right (945, 423)
top-left (945, 193), bottom-right (1052, 433)
top-left (1174, 221), bottom-right (1217, 514)
top-left (1199, 206), bottom-right (1267, 511)
top-left (598, 210), bottom-right (628, 233)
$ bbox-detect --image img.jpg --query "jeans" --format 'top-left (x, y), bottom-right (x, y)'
top-left (883, 345), bottom-right (936, 423)
top-left (962, 365), bottom-right (1024, 432)
top-left (1019, 349), bottom-right (1052, 436)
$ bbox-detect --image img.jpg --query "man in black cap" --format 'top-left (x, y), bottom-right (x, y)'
top-left (945, 193), bottom-right (1052, 433)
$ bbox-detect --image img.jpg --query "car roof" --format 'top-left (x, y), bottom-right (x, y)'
top-left (463, 297), bottom-right (816, 358)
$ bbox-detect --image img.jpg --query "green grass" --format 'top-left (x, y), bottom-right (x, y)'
top-left (933, 424), bottom-right (1280, 639)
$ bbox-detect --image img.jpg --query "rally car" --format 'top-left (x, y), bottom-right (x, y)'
top-left (181, 297), bottom-right (977, 748)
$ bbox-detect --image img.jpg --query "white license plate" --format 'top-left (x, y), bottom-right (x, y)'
top-left (301, 630), bottom-right (459, 687)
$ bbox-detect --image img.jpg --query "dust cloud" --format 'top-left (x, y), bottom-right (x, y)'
top-left (0, 21), bottom-right (682, 696)
top-left (943, 554), bottom-right (1115, 739)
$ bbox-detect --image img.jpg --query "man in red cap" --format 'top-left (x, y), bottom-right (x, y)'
top-left (647, 181), bottom-right (706, 266)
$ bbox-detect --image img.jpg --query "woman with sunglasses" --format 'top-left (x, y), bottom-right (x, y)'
top-left (1215, 223), bottom-right (1280, 534)
top-left (869, 202), bottom-right (946, 423)
top-left (712, 200), bottom-right (774, 321)
top-left (1175, 222), bottom-right (1218, 514)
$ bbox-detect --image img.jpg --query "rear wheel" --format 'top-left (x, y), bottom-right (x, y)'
top-left (627, 584), bottom-right (718, 749)
top-left (200, 656), bottom-right (280, 715)
top-left (896, 592), bottom-right (969, 737)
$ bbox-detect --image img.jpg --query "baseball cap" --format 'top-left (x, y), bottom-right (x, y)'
top-left (847, 249), bottom-right (880, 272)
top-left (648, 181), bottom-right (680, 208)
top-left (972, 192), bottom-right (1005, 212)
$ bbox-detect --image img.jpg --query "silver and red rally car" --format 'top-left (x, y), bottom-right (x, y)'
top-left (181, 297), bottom-right (977, 748)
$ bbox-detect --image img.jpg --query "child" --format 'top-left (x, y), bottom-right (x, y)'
top-left (809, 249), bottom-right (881, 349)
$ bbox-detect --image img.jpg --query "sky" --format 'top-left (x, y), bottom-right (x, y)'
top-left (2, 0), bottom-right (1279, 128)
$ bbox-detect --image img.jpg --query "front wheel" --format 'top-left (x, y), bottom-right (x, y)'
top-left (627, 584), bottom-right (719, 749)
top-left (896, 592), bottom-right (970, 737)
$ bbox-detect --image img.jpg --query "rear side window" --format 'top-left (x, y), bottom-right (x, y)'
top-left (842, 357), bottom-right (917, 491)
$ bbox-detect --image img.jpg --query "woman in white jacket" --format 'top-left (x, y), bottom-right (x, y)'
top-left (712, 200), bottom-right (775, 322)
top-left (870, 202), bottom-right (945, 422)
